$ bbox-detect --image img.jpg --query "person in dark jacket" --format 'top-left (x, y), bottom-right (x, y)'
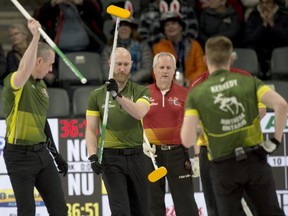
top-left (34, 0), bottom-right (106, 53)
top-left (244, 0), bottom-right (288, 78)
top-left (0, 43), bottom-right (7, 82)
top-left (198, 0), bottom-right (242, 48)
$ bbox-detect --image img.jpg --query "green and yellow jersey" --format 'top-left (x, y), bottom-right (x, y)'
top-left (3, 72), bottom-right (49, 145)
top-left (185, 70), bottom-right (270, 160)
top-left (86, 81), bottom-right (150, 148)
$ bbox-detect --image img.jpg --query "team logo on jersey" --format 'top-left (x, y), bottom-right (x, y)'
top-left (213, 93), bottom-right (245, 115)
top-left (102, 100), bottom-right (116, 109)
top-left (149, 97), bottom-right (158, 106)
top-left (41, 88), bottom-right (49, 98)
top-left (168, 97), bottom-right (181, 107)
top-left (142, 95), bottom-right (150, 102)
top-left (214, 93), bottom-right (247, 131)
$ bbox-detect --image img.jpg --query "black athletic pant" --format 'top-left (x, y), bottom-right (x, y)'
top-left (200, 146), bottom-right (259, 216)
top-left (3, 143), bottom-right (67, 216)
top-left (210, 151), bottom-right (285, 216)
top-left (102, 148), bottom-right (149, 216)
top-left (199, 146), bottom-right (218, 216)
top-left (146, 145), bottom-right (199, 216)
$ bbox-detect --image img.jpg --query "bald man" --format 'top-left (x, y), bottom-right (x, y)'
top-left (85, 47), bottom-right (151, 215)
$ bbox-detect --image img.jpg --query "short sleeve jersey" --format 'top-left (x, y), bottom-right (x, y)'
top-left (86, 81), bottom-right (150, 148)
top-left (189, 68), bottom-right (266, 148)
top-left (185, 70), bottom-right (270, 160)
top-left (3, 73), bottom-right (49, 145)
top-left (143, 82), bottom-right (188, 145)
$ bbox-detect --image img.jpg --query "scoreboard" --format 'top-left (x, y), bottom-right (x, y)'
top-left (0, 113), bottom-right (287, 216)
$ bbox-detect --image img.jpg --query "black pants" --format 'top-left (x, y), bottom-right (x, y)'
top-left (102, 148), bottom-right (149, 216)
top-left (3, 143), bottom-right (67, 216)
top-left (210, 152), bottom-right (285, 216)
top-left (200, 146), bottom-right (259, 216)
top-left (146, 145), bottom-right (198, 216)
top-left (199, 146), bottom-right (218, 216)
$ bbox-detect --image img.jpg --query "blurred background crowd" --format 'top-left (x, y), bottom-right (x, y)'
top-left (0, 0), bottom-right (288, 116)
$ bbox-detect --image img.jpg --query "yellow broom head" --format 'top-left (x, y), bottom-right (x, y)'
top-left (107, 5), bottom-right (131, 19)
top-left (148, 166), bottom-right (167, 183)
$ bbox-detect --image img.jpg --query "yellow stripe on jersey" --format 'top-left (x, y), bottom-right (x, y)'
top-left (197, 133), bottom-right (208, 146)
top-left (10, 72), bottom-right (19, 90)
top-left (197, 121), bottom-right (208, 146)
top-left (258, 102), bottom-right (266, 109)
top-left (136, 98), bottom-right (150, 106)
top-left (86, 110), bottom-right (100, 117)
top-left (197, 101), bottom-right (266, 147)
top-left (257, 85), bottom-right (271, 101)
top-left (7, 80), bottom-right (23, 143)
top-left (184, 109), bottom-right (199, 117)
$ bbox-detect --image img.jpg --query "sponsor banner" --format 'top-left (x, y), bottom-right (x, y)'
top-left (261, 112), bottom-right (288, 133)
top-left (0, 175), bottom-right (47, 215)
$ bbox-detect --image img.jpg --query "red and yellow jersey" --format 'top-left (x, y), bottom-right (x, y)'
top-left (143, 82), bottom-right (188, 145)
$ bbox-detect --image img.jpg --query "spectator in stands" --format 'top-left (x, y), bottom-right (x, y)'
top-left (34, 0), bottom-right (106, 53)
top-left (197, 0), bottom-right (243, 48)
top-left (244, 0), bottom-right (288, 79)
top-left (241, 0), bottom-right (258, 21)
top-left (197, 0), bottom-right (245, 21)
top-left (102, 1), bottom-right (153, 85)
top-left (6, 23), bottom-right (56, 86)
top-left (277, 0), bottom-right (288, 7)
top-left (0, 43), bottom-right (7, 82)
top-left (6, 23), bottom-right (31, 75)
top-left (153, 11), bottom-right (206, 87)
top-left (138, 0), bottom-right (199, 47)
top-left (240, 0), bottom-right (287, 21)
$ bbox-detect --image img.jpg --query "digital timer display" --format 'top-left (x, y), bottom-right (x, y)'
top-left (59, 119), bottom-right (87, 138)
top-left (59, 119), bottom-right (99, 138)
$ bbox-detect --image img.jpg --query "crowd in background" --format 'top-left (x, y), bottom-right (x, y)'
top-left (1, 0), bottom-right (288, 88)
